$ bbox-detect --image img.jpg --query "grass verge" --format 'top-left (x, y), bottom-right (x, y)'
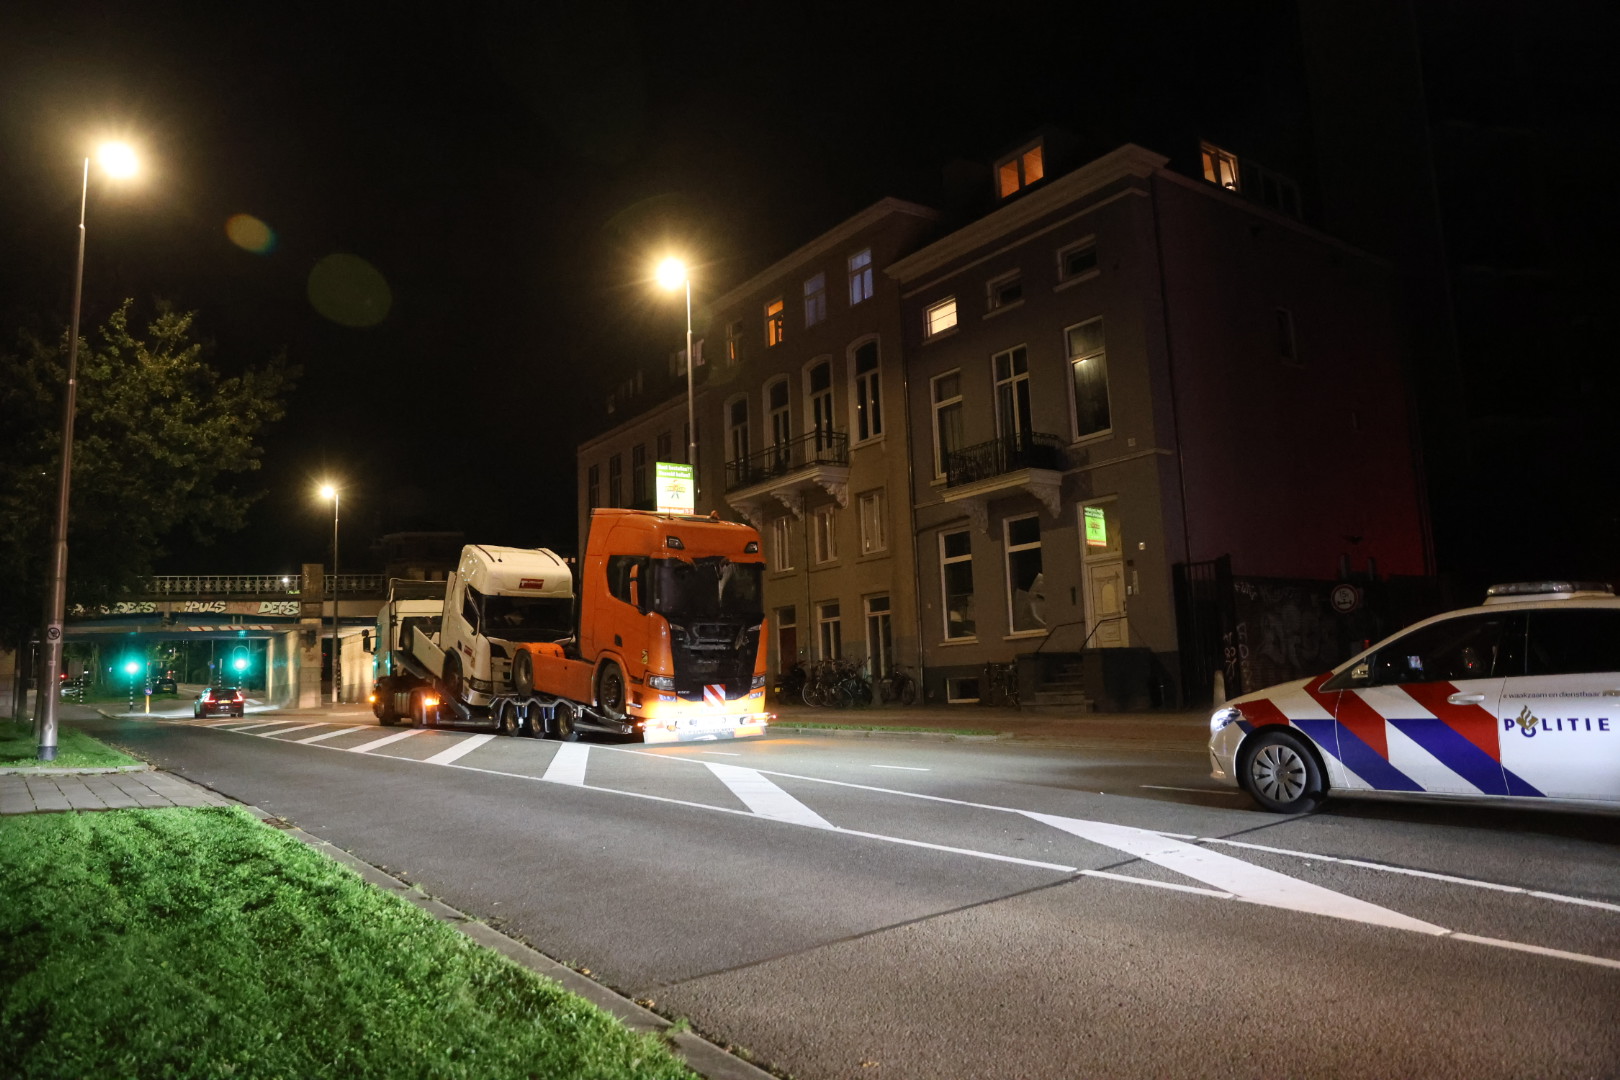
top-left (774, 721), bottom-right (1000, 737)
top-left (0, 722), bottom-right (143, 770)
top-left (0, 806), bottom-right (696, 1080)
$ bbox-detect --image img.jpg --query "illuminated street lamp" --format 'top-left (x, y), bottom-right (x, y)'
top-left (655, 257), bottom-right (698, 496)
top-left (37, 141), bottom-right (140, 761)
top-left (319, 483), bottom-right (340, 704)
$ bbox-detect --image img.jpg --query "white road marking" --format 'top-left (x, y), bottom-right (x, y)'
top-left (258, 723), bottom-right (330, 738)
top-left (1203, 837), bottom-right (1620, 914)
top-left (1140, 784), bottom-right (1244, 795)
top-left (872, 765), bottom-right (929, 771)
top-left (348, 729), bottom-right (423, 754)
top-left (1022, 810), bottom-right (1447, 935)
top-left (221, 721), bottom-right (296, 733)
top-left (704, 763), bottom-right (833, 828)
top-left (699, 751), bottom-right (741, 756)
top-left (1449, 932), bottom-right (1620, 971)
top-left (296, 727), bottom-right (361, 744)
top-left (424, 733), bottom-right (495, 766)
top-left (1080, 869), bottom-right (1232, 898)
top-left (542, 742), bottom-right (590, 786)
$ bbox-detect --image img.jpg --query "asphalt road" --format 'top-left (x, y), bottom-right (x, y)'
top-left (72, 703), bottom-right (1620, 1080)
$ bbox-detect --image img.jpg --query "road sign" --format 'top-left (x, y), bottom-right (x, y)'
top-left (1330, 583), bottom-right (1362, 614)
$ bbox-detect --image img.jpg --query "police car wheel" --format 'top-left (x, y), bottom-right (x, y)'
top-left (1241, 729), bottom-right (1324, 814)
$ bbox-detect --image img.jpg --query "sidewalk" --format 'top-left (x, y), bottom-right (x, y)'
top-left (0, 768), bottom-right (233, 815)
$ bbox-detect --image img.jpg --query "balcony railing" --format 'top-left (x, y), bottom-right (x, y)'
top-left (725, 429), bottom-right (849, 492)
top-left (139, 573), bottom-right (385, 598)
top-left (945, 431), bottom-right (1066, 488)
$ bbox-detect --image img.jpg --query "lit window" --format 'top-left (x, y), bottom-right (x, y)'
top-left (996, 141), bottom-right (1045, 198)
top-left (1004, 515), bottom-right (1045, 633)
top-left (1068, 318), bottom-right (1111, 439)
top-left (726, 320), bottom-right (744, 366)
top-left (804, 272), bottom-right (827, 327)
top-left (852, 339), bottom-right (882, 442)
top-left (940, 529), bottom-right (975, 640)
top-left (1058, 239), bottom-right (1097, 282)
top-left (986, 271), bottom-right (1023, 311)
top-left (925, 297), bottom-right (958, 338)
top-left (848, 248), bottom-right (873, 305)
top-left (931, 370), bottom-right (963, 479)
top-left (1201, 141), bottom-right (1240, 191)
top-left (765, 299), bottom-right (785, 347)
top-left (814, 504), bottom-right (839, 563)
top-left (858, 489), bottom-right (886, 554)
top-left (771, 515), bottom-right (793, 571)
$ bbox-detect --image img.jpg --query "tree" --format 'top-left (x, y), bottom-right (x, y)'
top-left (0, 300), bottom-right (298, 650)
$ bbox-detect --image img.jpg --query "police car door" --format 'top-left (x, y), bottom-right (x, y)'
top-left (1498, 608), bottom-right (1620, 803)
top-left (1341, 611), bottom-right (1521, 796)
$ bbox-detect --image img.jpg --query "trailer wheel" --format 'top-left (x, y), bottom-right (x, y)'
top-left (551, 701), bottom-right (582, 742)
top-left (495, 698), bottom-right (520, 737)
top-left (597, 661), bottom-right (628, 721)
top-left (512, 649), bottom-right (535, 697)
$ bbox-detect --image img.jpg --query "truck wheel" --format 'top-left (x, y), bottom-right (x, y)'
top-left (597, 661), bottom-right (628, 721)
top-left (411, 688), bottom-right (438, 729)
top-left (551, 701), bottom-right (582, 742)
top-left (495, 699), bottom-right (520, 737)
top-left (512, 650), bottom-right (535, 697)
top-left (375, 680), bottom-right (398, 726)
top-left (442, 652), bottom-right (464, 704)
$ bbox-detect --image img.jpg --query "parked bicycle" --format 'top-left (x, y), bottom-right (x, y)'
top-left (981, 661), bottom-right (1020, 709)
top-left (875, 663), bottom-right (919, 706)
top-left (801, 658), bottom-right (871, 708)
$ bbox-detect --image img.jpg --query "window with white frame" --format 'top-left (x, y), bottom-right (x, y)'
top-left (858, 489), bottom-right (886, 555)
top-left (946, 676), bottom-right (981, 703)
top-left (1201, 141), bottom-right (1240, 191)
top-left (848, 248), bottom-right (873, 305)
top-left (631, 443), bottom-right (647, 506)
top-left (803, 272), bottom-right (827, 327)
top-left (851, 339), bottom-right (882, 441)
top-left (940, 529), bottom-right (975, 640)
top-left (1058, 238), bottom-right (1098, 282)
top-left (986, 270), bottom-right (1023, 311)
top-left (813, 504), bottom-right (839, 563)
top-left (807, 358), bottom-right (835, 453)
top-left (996, 140), bottom-right (1045, 199)
top-left (1275, 308), bottom-right (1299, 364)
top-left (727, 396), bottom-right (751, 465)
top-left (765, 298), bottom-right (785, 347)
top-left (765, 377), bottom-right (791, 467)
top-left (1067, 317), bottom-right (1111, 439)
top-left (993, 346), bottom-right (1032, 441)
top-left (925, 297), bottom-right (958, 339)
top-left (865, 595), bottom-right (893, 678)
top-left (931, 369), bottom-right (964, 479)
top-left (726, 320), bottom-right (744, 366)
top-left (608, 454), bottom-right (622, 507)
top-left (587, 464), bottom-right (600, 508)
top-left (770, 515), bottom-right (794, 571)
top-left (817, 600), bottom-right (843, 660)
top-left (1004, 514), bottom-right (1045, 634)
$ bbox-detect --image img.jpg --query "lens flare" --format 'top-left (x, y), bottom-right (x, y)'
top-left (307, 253), bottom-right (392, 328)
top-left (225, 213), bottom-right (276, 254)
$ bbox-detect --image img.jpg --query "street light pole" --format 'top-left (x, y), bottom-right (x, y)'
top-left (683, 274), bottom-right (697, 495)
top-left (35, 157), bottom-right (92, 761)
top-left (322, 486), bottom-right (341, 704)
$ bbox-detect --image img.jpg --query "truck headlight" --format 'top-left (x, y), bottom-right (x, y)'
top-left (1210, 706), bottom-right (1241, 735)
top-left (751, 674), bottom-right (767, 689)
top-left (647, 674), bottom-right (676, 691)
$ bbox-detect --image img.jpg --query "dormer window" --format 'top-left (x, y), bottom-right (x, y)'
top-left (1201, 141), bottom-right (1240, 191)
top-left (996, 141), bottom-right (1045, 199)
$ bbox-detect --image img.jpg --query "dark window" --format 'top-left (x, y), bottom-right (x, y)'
top-left (1368, 613), bottom-right (1525, 686)
top-left (605, 555), bottom-right (648, 608)
top-left (1526, 610), bottom-right (1620, 676)
top-left (461, 586), bottom-right (482, 635)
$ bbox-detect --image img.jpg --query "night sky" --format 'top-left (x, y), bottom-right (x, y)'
top-left (2, 1), bottom-right (1614, 581)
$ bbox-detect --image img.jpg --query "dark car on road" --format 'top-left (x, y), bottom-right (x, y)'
top-left (194, 687), bottom-right (246, 718)
top-left (151, 676), bottom-right (179, 696)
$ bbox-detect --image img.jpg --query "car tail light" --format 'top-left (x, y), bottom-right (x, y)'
top-left (233, 692), bottom-right (244, 702)
top-left (204, 693), bottom-right (215, 702)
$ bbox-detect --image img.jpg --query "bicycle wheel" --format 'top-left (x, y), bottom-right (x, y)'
top-left (897, 674), bottom-right (918, 706)
top-left (847, 676), bottom-right (873, 707)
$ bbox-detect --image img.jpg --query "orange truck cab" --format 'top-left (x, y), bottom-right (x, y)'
top-left (514, 508), bottom-right (770, 743)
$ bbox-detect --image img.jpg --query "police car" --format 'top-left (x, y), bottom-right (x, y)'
top-left (1210, 581), bottom-right (1620, 813)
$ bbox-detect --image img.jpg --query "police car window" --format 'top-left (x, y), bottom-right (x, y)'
top-left (1525, 610), bottom-right (1620, 676)
top-left (1369, 613), bottom-right (1523, 686)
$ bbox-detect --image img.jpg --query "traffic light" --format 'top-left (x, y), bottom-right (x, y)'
top-left (231, 646), bottom-right (250, 674)
top-left (123, 659), bottom-right (141, 677)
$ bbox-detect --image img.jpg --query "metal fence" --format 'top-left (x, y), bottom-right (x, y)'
top-left (725, 429), bottom-right (849, 492)
top-left (945, 431), bottom-right (1065, 487)
top-left (141, 574), bottom-right (385, 598)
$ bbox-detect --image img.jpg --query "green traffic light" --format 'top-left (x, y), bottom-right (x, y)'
top-left (233, 656), bottom-right (249, 672)
top-left (123, 660), bottom-right (141, 676)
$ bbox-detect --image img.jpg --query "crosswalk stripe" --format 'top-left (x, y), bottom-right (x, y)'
top-left (296, 727), bottom-right (360, 744)
top-left (425, 733), bottom-right (496, 765)
top-left (258, 723), bottom-right (330, 738)
top-left (348, 729), bottom-right (423, 754)
top-left (1021, 810), bottom-right (1446, 935)
top-left (542, 742), bottom-right (590, 786)
top-left (705, 762), bottom-right (833, 828)
top-left (222, 721), bottom-right (293, 733)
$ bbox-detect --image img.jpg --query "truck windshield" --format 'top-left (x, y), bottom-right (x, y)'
top-left (481, 594), bottom-right (573, 642)
top-left (651, 556), bottom-right (763, 622)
